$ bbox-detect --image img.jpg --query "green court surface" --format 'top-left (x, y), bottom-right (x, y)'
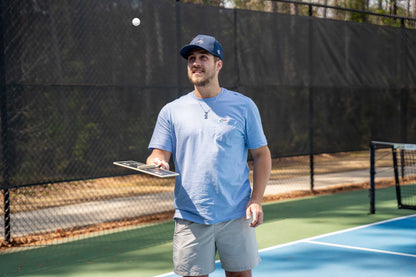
top-left (1, 186), bottom-right (415, 277)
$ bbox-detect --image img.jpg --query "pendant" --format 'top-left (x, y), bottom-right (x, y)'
top-left (204, 112), bottom-right (208, 119)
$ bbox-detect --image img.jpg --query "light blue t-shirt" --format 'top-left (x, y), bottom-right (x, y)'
top-left (148, 88), bottom-right (267, 224)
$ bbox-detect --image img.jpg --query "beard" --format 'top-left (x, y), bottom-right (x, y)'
top-left (188, 68), bottom-right (216, 87)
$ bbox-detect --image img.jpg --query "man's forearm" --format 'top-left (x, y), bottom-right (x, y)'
top-left (251, 146), bottom-right (271, 202)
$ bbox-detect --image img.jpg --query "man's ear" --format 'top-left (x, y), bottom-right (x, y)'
top-left (216, 59), bottom-right (223, 72)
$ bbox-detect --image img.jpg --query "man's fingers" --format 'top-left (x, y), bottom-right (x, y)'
top-left (246, 206), bottom-right (252, 220)
top-left (250, 211), bottom-right (258, 227)
top-left (152, 158), bottom-right (170, 170)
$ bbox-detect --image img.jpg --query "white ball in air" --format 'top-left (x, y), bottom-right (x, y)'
top-left (132, 18), bottom-right (141, 26)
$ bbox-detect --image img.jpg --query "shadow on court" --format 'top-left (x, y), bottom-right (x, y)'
top-left (0, 221), bottom-right (174, 277)
top-left (262, 184), bottom-right (415, 224)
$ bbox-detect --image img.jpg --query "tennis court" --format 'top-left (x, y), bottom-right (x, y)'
top-left (1, 186), bottom-right (415, 277)
top-left (159, 214), bottom-right (416, 277)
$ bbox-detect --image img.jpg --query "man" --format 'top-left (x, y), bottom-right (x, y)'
top-left (147, 34), bottom-right (271, 277)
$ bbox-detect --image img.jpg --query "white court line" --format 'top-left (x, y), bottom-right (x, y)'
top-left (154, 273), bottom-right (175, 277)
top-left (307, 240), bottom-right (416, 258)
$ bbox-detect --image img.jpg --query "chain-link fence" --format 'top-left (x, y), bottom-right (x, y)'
top-left (1, 0), bottom-right (416, 249)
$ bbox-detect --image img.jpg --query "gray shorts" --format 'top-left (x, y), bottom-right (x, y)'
top-left (173, 217), bottom-right (260, 276)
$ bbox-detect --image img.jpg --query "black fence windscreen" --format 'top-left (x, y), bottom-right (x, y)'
top-left (1, 0), bottom-right (416, 190)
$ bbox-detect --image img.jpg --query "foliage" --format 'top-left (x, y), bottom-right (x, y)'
top-left (172, 0), bottom-right (416, 28)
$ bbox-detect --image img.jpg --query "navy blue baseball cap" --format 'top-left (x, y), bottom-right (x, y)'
top-left (180, 35), bottom-right (223, 60)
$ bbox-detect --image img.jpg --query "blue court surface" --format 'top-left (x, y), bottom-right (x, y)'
top-left (156, 214), bottom-right (416, 277)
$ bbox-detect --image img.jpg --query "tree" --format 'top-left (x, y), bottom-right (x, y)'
top-left (413, 0), bottom-right (416, 17)
top-left (174, 0), bottom-right (415, 28)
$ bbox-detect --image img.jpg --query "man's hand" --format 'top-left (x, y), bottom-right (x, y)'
top-left (150, 157), bottom-right (170, 170)
top-left (246, 200), bottom-right (264, 228)
top-left (146, 149), bottom-right (171, 170)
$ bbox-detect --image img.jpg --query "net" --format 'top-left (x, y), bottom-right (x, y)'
top-left (369, 141), bottom-right (416, 213)
top-left (392, 143), bottom-right (416, 210)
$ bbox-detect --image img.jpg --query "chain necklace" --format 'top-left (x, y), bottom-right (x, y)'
top-left (197, 90), bottom-right (221, 119)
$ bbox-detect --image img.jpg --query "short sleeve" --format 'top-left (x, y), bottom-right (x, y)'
top-left (245, 99), bottom-right (267, 150)
top-left (148, 105), bottom-right (174, 153)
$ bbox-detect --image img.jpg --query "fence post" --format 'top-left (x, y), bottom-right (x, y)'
top-left (3, 190), bottom-right (10, 243)
top-left (0, 0), bottom-right (11, 244)
top-left (400, 18), bottom-right (408, 145)
top-left (369, 142), bottom-right (376, 214)
top-left (175, 0), bottom-right (183, 97)
top-left (234, 8), bottom-right (240, 90)
top-left (308, 4), bottom-right (314, 191)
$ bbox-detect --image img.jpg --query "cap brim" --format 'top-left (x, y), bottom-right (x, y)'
top-left (180, 45), bottom-right (205, 59)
